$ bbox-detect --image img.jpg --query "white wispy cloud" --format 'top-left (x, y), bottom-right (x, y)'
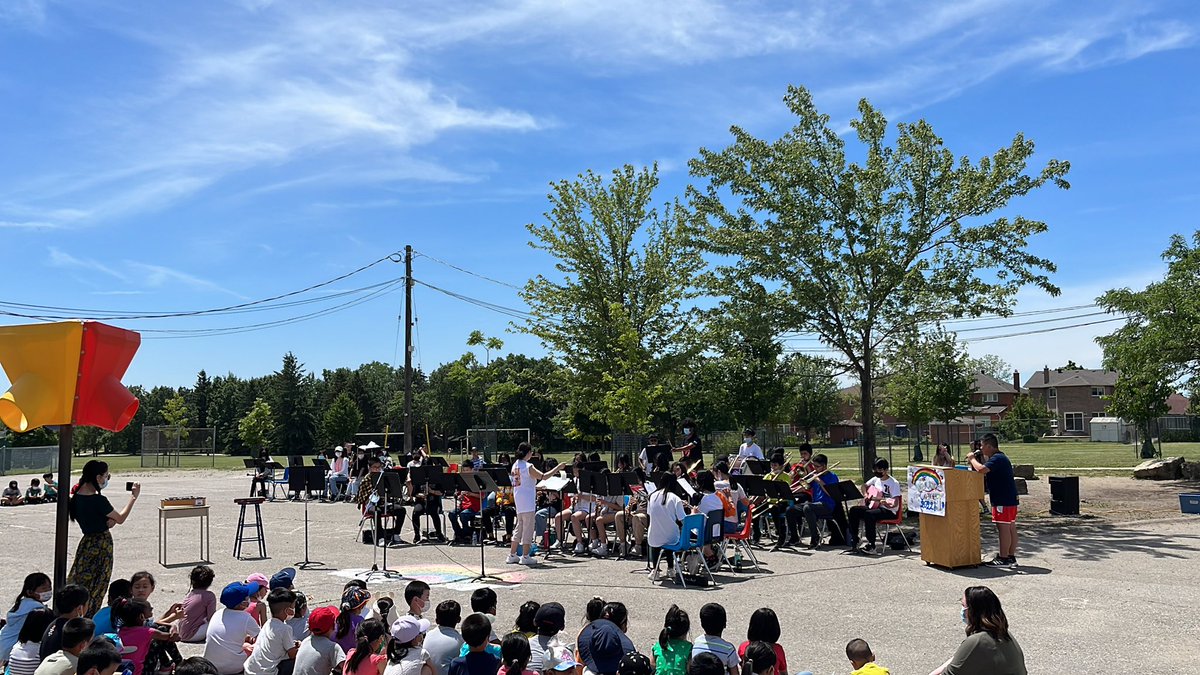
top-left (126, 262), bottom-right (249, 299)
top-left (47, 246), bottom-right (127, 281)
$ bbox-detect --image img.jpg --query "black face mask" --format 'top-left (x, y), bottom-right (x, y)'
top-left (874, 471), bottom-right (884, 478)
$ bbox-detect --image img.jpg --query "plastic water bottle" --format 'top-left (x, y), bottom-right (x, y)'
top-left (734, 550), bottom-right (743, 569)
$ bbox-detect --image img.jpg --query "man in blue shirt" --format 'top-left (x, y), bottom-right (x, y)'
top-left (969, 433), bottom-right (1019, 568)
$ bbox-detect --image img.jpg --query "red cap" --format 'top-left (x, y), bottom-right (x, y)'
top-left (308, 606), bottom-right (339, 634)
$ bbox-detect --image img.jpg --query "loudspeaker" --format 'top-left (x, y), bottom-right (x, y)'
top-left (1049, 475), bottom-right (1080, 515)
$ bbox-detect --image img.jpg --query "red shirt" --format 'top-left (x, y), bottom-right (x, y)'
top-left (460, 492), bottom-right (480, 511)
top-left (738, 641), bottom-right (788, 674)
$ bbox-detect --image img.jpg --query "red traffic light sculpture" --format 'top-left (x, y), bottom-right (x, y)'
top-left (0, 321), bottom-right (141, 590)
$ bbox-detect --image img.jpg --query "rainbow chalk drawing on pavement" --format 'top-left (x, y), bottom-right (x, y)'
top-left (331, 566), bottom-right (525, 591)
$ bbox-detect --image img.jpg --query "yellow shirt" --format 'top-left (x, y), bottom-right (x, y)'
top-left (851, 662), bottom-right (889, 675)
top-left (766, 470), bottom-right (792, 505)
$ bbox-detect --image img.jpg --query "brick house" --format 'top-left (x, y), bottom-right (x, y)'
top-left (970, 371), bottom-right (1022, 423)
top-left (1024, 367), bottom-right (1116, 437)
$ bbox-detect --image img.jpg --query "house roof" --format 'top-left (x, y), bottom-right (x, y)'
top-left (977, 405), bottom-right (1009, 415)
top-left (1024, 368), bottom-right (1118, 389)
top-left (973, 372), bottom-right (1018, 394)
top-left (1167, 393), bottom-right (1190, 416)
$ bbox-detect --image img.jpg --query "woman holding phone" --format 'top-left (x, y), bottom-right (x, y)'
top-left (67, 460), bottom-right (140, 616)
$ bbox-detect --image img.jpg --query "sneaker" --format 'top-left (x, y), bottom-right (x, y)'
top-left (857, 543), bottom-right (877, 554)
top-left (648, 568), bottom-right (660, 581)
top-left (595, 544), bottom-right (608, 557)
top-left (390, 535), bottom-right (405, 545)
top-left (505, 553), bottom-right (520, 564)
top-left (574, 542), bottom-right (586, 554)
top-left (630, 545), bottom-right (642, 557)
top-left (1006, 557), bottom-right (1019, 567)
top-left (520, 556), bottom-right (538, 566)
top-left (982, 555), bottom-right (1010, 568)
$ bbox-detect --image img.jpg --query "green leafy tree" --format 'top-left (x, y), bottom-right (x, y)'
top-left (238, 398), bottom-right (276, 456)
top-left (999, 395), bottom-right (1055, 440)
top-left (783, 354), bottom-right (842, 441)
top-left (965, 354), bottom-right (1013, 381)
top-left (191, 370), bottom-right (211, 429)
top-left (520, 164), bottom-right (702, 435)
top-left (322, 392), bottom-right (363, 448)
top-left (882, 334), bottom-right (933, 447)
top-left (160, 394), bottom-right (190, 429)
top-left (272, 352), bottom-right (317, 454)
top-left (1059, 360), bottom-right (1084, 371)
top-left (689, 85), bottom-right (1068, 478)
top-left (707, 284), bottom-right (789, 429)
top-left (922, 329), bottom-right (977, 440)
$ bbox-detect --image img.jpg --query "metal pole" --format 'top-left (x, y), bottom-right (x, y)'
top-left (54, 424), bottom-right (74, 590)
top-left (404, 245), bottom-right (414, 455)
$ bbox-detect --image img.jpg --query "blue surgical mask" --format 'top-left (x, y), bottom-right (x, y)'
top-left (99, 479), bottom-right (109, 491)
top-left (961, 607), bottom-right (967, 624)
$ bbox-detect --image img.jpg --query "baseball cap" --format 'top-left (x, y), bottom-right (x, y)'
top-left (246, 573), bottom-right (270, 588)
top-left (534, 602), bottom-right (565, 633)
top-left (220, 581), bottom-right (261, 609)
top-left (270, 567), bottom-right (297, 590)
top-left (551, 653), bottom-right (581, 672)
top-left (390, 616), bottom-right (430, 643)
top-left (578, 621), bottom-right (634, 675)
top-left (308, 606), bottom-right (338, 634)
top-left (617, 653), bottom-right (651, 675)
top-left (341, 586), bottom-right (371, 612)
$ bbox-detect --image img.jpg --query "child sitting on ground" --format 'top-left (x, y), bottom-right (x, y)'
top-left (243, 589), bottom-right (300, 675)
top-left (76, 638), bottom-right (124, 675)
top-left (179, 566), bottom-right (217, 644)
top-left (3, 480), bottom-right (24, 506)
top-left (285, 594), bottom-right (310, 643)
top-left (8, 609), bottom-right (55, 675)
top-left (35, 616), bottom-right (95, 675)
top-left (651, 606), bottom-right (690, 675)
top-left (292, 607), bottom-right (344, 675)
top-left (113, 598), bottom-right (180, 675)
top-left (40, 585), bottom-right (91, 660)
top-left (25, 479), bottom-right (44, 505)
top-left (93, 580), bottom-right (134, 636)
top-left (845, 639), bottom-right (887, 675)
top-left (496, 634), bottom-right (533, 675)
top-left (130, 572), bottom-right (184, 672)
top-left (449, 615), bottom-right (499, 675)
top-left (244, 576), bottom-right (271, 627)
top-left (690, 604), bottom-right (738, 675)
top-left (42, 474), bottom-right (58, 503)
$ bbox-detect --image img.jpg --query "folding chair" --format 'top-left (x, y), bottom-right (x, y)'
top-left (269, 468), bottom-right (290, 501)
top-left (652, 514), bottom-right (717, 588)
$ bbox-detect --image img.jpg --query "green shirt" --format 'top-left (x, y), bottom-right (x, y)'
top-left (652, 639), bottom-right (691, 675)
top-left (942, 631), bottom-right (1026, 675)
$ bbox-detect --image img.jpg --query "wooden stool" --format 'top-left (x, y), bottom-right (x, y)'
top-left (233, 497), bottom-right (267, 559)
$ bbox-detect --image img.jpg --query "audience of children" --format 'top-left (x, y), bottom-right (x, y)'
top-left (1, 477), bottom-right (59, 507)
top-left (384, 616), bottom-right (432, 675)
top-left (178, 568), bottom-right (217, 645)
top-left (243, 589), bottom-right (300, 675)
top-left (293, 607), bottom-right (344, 675)
top-left (34, 617), bottom-right (94, 675)
top-left (202, 582), bottom-right (262, 675)
top-left (342, 619), bottom-right (387, 675)
top-left (40, 585), bottom-right (92, 661)
top-left (448, 615), bottom-right (498, 675)
top-left (1, 573), bottom-right (53, 664)
top-left (7, 609), bottom-right (56, 675)
top-left (422, 602), bottom-right (463, 675)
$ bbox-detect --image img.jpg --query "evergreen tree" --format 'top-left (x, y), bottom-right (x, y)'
top-left (272, 352), bottom-right (317, 454)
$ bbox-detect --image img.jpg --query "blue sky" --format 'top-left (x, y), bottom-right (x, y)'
top-left (2, 0), bottom-right (1197, 389)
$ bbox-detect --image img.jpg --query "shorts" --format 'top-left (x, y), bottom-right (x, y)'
top-left (992, 505), bottom-right (1018, 524)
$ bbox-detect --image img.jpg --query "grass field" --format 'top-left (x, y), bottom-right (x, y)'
top-left (57, 439), bottom-right (1199, 478)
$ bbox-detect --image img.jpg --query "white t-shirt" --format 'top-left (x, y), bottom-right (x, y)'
top-left (737, 443), bottom-right (763, 461)
top-left (697, 492), bottom-right (724, 519)
top-left (512, 459), bottom-right (536, 513)
top-left (865, 475), bottom-right (902, 514)
top-left (422, 627), bottom-right (463, 675)
top-left (244, 617), bottom-right (295, 675)
top-left (383, 648), bottom-right (430, 675)
top-left (204, 607), bottom-right (263, 675)
top-left (646, 489), bottom-right (687, 548)
top-left (294, 635), bottom-right (345, 675)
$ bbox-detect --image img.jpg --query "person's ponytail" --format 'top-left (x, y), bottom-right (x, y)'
top-left (347, 619), bottom-right (385, 673)
top-left (386, 637), bottom-right (409, 663)
top-left (335, 602), bottom-right (352, 640)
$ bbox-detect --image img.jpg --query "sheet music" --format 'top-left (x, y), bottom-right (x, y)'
top-left (678, 480), bottom-right (696, 498)
top-left (537, 476), bottom-right (571, 491)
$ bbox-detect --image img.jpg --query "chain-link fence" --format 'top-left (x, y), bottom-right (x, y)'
top-left (0, 446), bottom-right (58, 476)
top-left (140, 426), bottom-right (217, 468)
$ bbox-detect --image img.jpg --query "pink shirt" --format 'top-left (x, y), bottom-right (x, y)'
top-left (179, 589), bottom-right (217, 641)
top-left (343, 649), bottom-right (387, 675)
top-left (118, 626), bottom-right (155, 675)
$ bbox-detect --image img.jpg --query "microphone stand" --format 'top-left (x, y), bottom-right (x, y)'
top-left (363, 470), bottom-right (406, 582)
top-left (296, 466), bottom-right (328, 570)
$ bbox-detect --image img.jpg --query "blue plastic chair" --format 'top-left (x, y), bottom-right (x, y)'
top-left (652, 513), bottom-right (717, 588)
top-left (270, 467), bottom-right (290, 500)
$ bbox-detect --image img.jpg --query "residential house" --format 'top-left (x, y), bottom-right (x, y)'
top-left (1024, 367), bottom-right (1116, 437)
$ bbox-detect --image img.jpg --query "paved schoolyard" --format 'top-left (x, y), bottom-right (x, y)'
top-left (1, 469), bottom-right (1197, 674)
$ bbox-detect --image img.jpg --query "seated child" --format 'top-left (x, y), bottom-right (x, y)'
top-left (93, 580), bottom-right (134, 637)
top-left (113, 599), bottom-right (180, 675)
top-left (25, 479), bottom-right (44, 505)
top-left (243, 589), bottom-right (299, 675)
top-left (42, 474), bottom-right (59, 502)
top-left (41, 584), bottom-right (92, 660)
top-left (77, 638), bottom-right (125, 675)
top-left (35, 617), bottom-right (95, 675)
top-left (3, 480), bottom-right (24, 506)
top-left (285, 594), bottom-right (310, 643)
top-left (845, 639), bottom-right (888, 675)
top-left (129, 572), bottom-right (184, 671)
top-left (8, 609), bottom-right (56, 675)
top-left (448, 615), bottom-right (499, 675)
top-left (179, 567), bottom-right (217, 644)
top-left (292, 607), bottom-right (344, 675)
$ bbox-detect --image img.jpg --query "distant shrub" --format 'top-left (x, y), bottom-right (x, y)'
top-left (1021, 435), bottom-right (1039, 444)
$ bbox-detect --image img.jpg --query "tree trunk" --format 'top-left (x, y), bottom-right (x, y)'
top-left (859, 352), bottom-right (877, 482)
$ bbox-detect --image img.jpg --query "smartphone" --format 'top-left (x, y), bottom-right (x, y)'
top-left (126, 481), bottom-right (135, 491)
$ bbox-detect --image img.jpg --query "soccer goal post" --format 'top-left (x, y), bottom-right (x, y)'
top-left (465, 428), bottom-right (531, 463)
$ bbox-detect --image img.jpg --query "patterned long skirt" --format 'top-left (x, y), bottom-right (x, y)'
top-left (68, 530), bottom-right (113, 617)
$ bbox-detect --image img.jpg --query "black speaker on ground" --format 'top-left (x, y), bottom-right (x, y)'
top-left (1049, 475), bottom-right (1080, 515)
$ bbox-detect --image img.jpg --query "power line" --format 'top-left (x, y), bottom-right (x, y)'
top-left (411, 249), bottom-right (524, 291)
top-left (411, 278), bottom-right (543, 323)
top-left (961, 316), bottom-right (1127, 343)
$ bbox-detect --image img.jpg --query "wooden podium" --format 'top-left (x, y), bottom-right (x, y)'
top-left (918, 467), bottom-right (984, 568)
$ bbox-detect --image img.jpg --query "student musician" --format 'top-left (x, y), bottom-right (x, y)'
top-left (711, 460), bottom-right (748, 533)
top-left (756, 454), bottom-right (792, 547)
top-left (569, 465), bottom-right (599, 555)
top-left (736, 429), bottom-right (763, 466)
top-left (847, 458), bottom-right (902, 554)
top-left (638, 434), bottom-right (663, 472)
top-left (358, 457), bottom-right (408, 545)
top-left (620, 482), bottom-right (650, 558)
top-left (787, 453), bottom-right (848, 549)
top-left (406, 468), bottom-right (446, 544)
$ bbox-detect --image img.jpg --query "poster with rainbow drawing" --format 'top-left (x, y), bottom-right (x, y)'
top-left (907, 465), bottom-right (947, 516)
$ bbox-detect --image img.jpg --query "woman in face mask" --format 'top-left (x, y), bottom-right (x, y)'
top-left (929, 586), bottom-right (1026, 675)
top-left (0, 572), bottom-right (52, 664)
top-left (66, 460), bottom-right (140, 618)
top-left (673, 420), bottom-right (704, 470)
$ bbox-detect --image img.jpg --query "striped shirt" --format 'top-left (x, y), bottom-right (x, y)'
top-left (691, 635), bottom-right (738, 672)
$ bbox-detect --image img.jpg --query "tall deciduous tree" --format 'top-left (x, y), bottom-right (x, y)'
top-left (922, 329), bottom-right (977, 442)
top-left (689, 85), bottom-right (1068, 478)
top-left (999, 395), bottom-right (1055, 440)
top-left (322, 392), bottom-right (363, 448)
top-left (238, 398), bottom-right (276, 455)
top-left (272, 352), bottom-right (317, 454)
top-left (965, 354), bottom-right (1013, 381)
top-left (783, 354), bottom-right (842, 441)
top-left (707, 284), bottom-right (789, 429)
top-left (520, 164), bottom-right (701, 435)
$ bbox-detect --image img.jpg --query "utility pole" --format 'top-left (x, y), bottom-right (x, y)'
top-left (403, 245), bottom-right (413, 455)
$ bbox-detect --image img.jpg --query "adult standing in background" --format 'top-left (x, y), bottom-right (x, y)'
top-left (969, 433), bottom-right (1019, 568)
top-left (67, 460), bottom-right (140, 616)
top-left (674, 420), bottom-right (703, 470)
top-left (507, 443), bottom-right (564, 566)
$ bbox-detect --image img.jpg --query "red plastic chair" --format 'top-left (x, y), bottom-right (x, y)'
top-left (720, 514), bottom-right (761, 572)
top-left (873, 496), bottom-right (912, 552)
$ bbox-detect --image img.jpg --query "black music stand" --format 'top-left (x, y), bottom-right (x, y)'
top-left (293, 467), bottom-right (328, 570)
top-left (312, 457), bottom-right (330, 471)
top-left (409, 466), bottom-right (445, 542)
top-left (581, 461), bottom-right (608, 473)
top-left (288, 455), bottom-right (305, 467)
top-left (464, 471), bottom-right (505, 583)
top-left (364, 471), bottom-right (407, 582)
top-left (427, 456), bottom-right (449, 468)
top-left (745, 460), bottom-right (770, 476)
top-left (645, 444), bottom-right (673, 470)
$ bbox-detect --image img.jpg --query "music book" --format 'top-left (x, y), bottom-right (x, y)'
top-left (537, 476), bottom-right (572, 491)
